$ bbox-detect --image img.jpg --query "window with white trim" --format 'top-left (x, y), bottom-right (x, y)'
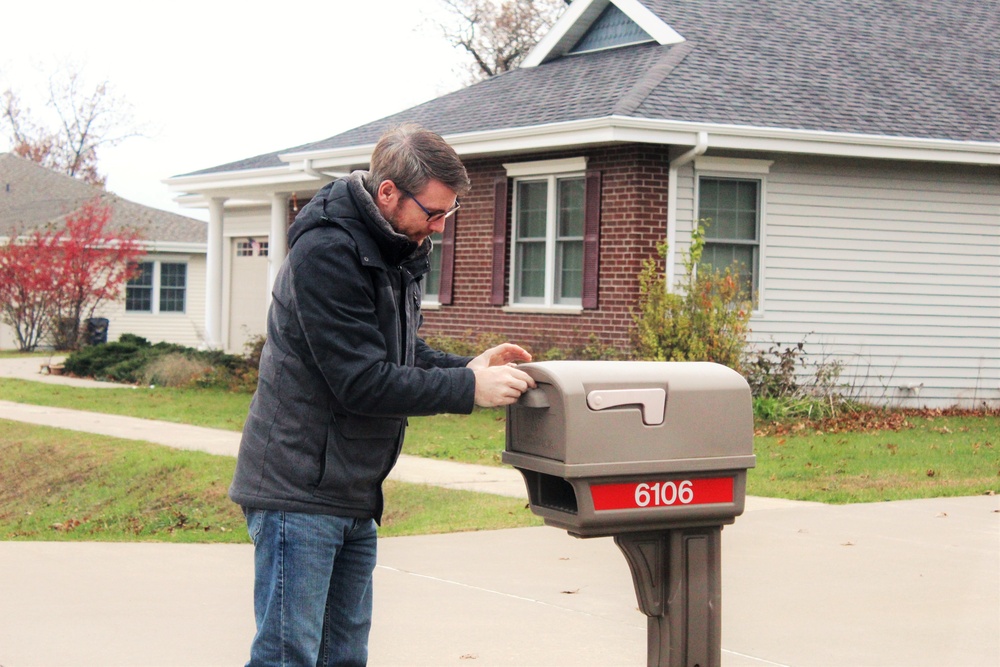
top-left (697, 177), bottom-right (760, 299)
top-left (126, 260), bottom-right (188, 313)
top-left (508, 161), bottom-right (587, 308)
top-left (694, 157), bottom-right (770, 303)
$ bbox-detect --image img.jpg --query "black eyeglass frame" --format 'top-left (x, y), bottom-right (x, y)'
top-left (401, 188), bottom-right (461, 222)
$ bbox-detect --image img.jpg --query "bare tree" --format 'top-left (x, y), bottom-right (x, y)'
top-left (439, 0), bottom-right (570, 82)
top-left (1, 66), bottom-right (141, 186)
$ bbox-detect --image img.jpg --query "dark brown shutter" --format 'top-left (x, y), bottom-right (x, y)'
top-left (438, 210), bottom-right (457, 305)
top-left (582, 169), bottom-right (602, 309)
top-left (489, 178), bottom-right (509, 306)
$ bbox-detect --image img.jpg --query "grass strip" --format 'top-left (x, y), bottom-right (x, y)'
top-left (750, 414), bottom-right (999, 502)
top-left (1, 378), bottom-right (997, 503)
top-left (0, 420), bottom-right (540, 543)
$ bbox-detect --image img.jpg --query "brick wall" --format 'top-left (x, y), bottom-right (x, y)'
top-left (422, 143), bottom-right (671, 355)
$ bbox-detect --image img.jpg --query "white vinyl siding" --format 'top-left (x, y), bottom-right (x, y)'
top-left (106, 254), bottom-right (208, 348)
top-left (676, 156), bottom-right (1000, 408)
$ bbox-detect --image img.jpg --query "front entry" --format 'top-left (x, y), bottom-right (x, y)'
top-left (228, 237), bottom-right (269, 351)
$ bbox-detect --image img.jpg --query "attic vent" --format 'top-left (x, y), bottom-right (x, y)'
top-left (569, 3), bottom-right (653, 54)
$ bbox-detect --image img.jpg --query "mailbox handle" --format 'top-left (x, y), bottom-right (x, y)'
top-left (518, 387), bottom-right (550, 409)
top-left (586, 388), bottom-right (666, 425)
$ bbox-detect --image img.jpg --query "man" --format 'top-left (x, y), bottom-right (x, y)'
top-left (229, 123), bottom-right (535, 666)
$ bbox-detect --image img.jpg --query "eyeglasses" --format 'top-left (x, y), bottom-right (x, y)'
top-left (401, 188), bottom-right (460, 222)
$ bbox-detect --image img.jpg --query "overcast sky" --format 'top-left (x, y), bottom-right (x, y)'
top-left (0, 0), bottom-right (469, 221)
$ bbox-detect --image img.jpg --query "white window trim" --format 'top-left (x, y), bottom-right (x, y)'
top-left (127, 257), bottom-right (189, 315)
top-left (502, 304), bottom-right (583, 316)
top-left (693, 162), bottom-right (769, 313)
top-left (503, 157), bottom-right (587, 178)
top-left (694, 156), bottom-right (773, 175)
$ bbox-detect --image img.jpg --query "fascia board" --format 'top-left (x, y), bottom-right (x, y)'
top-left (282, 146), bottom-right (378, 172)
top-left (163, 168), bottom-right (329, 199)
top-left (615, 0), bottom-right (685, 45)
top-left (169, 117), bottom-right (999, 208)
top-left (162, 166), bottom-right (319, 192)
top-left (437, 117), bottom-right (1000, 166)
top-left (141, 241), bottom-right (206, 254)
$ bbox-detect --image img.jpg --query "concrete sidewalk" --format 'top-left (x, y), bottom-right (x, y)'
top-left (1, 356), bottom-right (999, 665)
top-left (0, 496), bottom-right (997, 666)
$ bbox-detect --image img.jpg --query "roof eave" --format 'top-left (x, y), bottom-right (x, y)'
top-left (164, 117), bottom-right (1000, 203)
top-left (301, 117), bottom-right (1000, 168)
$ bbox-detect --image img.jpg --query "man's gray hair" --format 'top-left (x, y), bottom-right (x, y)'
top-left (367, 123), bottom-right (471, 198)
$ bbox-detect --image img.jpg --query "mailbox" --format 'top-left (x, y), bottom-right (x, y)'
top-left (504, 361), bottom-right (756, 667)
top-left (503, 360), bottom-right (755, 538)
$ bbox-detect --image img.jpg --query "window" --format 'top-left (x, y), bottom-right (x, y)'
top-left (693, 157), bottom-right (771, 304)
top-left (236, 239), bottom-right (269, 257)
top-left (125, 262), bottom-right (154, 312)
top-left (512, 175), bottom-right (585, 306)
top-left (424, 231), bottom-right (443, 302)
top-left (159, 263), bottom-right (187, 312)
top-left (126, 260), bottom-right (188, 314)
top-left (494, 158), bottom-right (599, 310)
top-left (697, 177), bottom-right (760, 300)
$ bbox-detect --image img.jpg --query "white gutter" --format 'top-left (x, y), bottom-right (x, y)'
top-left (299, 158), bottom-right (342, 181)
top-left (665, 131), bottom-right (707, 288)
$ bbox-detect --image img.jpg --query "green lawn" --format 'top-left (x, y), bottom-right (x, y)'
top-left (0, 374), bottom-right (997, 546)
top-left (750, 414), bottom-right (999, 502)
top-left (0, 420), bottom-right (540, 542)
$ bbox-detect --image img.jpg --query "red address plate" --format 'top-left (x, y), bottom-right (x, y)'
top-left (591, 477), bottom-right (734, 511)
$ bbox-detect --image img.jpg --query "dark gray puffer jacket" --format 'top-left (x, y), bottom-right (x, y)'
top-left (229, 172), bottom-right (475, 522)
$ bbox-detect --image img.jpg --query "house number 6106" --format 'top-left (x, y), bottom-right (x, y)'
top-left (634, 480), bottom-right (695, 507)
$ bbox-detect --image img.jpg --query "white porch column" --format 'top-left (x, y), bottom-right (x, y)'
top-left (269, 193), bottom-right (290, 300)
top-left (206, 196), bottom-right (227, 350)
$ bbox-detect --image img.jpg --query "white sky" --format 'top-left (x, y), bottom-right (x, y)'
top-left (0, 0), bottom-right (469, 221)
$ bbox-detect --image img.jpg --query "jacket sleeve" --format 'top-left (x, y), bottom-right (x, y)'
top-left (415, 337), bottom-right (474, 370)
top-left (289, 233), bottom-right (475, 418)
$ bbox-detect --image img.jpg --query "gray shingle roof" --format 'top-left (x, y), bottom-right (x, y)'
top-left (1, 153), bottom-right (206, 244)
top-left (186, 0), bottom-right (998, 177)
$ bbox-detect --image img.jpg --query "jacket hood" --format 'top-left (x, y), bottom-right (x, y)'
top-left (288, 171), bottom-right (431, 267)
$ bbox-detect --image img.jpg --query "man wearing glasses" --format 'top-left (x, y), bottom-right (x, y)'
top-left (230, 123), bottom-right (535, 666)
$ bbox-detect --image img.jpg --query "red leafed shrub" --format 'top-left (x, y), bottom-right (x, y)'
top-left (0, 196), bottom-right (144, 351)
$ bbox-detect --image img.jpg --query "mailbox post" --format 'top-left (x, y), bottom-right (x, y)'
top-left (503, 361), bottom-right (755, 667)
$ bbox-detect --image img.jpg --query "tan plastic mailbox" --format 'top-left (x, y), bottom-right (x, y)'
top-left (503, 361), bottom-right (755, 667)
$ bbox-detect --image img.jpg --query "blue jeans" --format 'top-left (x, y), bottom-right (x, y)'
top-left (244, 508), bottom-right (378, 667)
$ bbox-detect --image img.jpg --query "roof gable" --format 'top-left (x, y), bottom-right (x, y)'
top-left (524, 0), bottom-right (684, 67)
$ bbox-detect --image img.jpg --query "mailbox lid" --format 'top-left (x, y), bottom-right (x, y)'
top-left (506, 361), bottom-right (752, 466)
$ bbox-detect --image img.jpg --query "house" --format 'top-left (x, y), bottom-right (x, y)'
top-left (163, 0), bottom-right (999, 408)
top-left (0, 152), bottom-right (208, 349)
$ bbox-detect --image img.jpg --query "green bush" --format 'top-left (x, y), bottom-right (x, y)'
top-left (422, 331), bottom-right (628, 363)
top-left (62, 333), bottom-right (257, 391)
top-left (631, 224), bottom-right (753, 371)
top-left (744, 340), bottom-right (807, 399)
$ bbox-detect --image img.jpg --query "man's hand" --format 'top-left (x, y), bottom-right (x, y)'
top-left (468, 343), bottom-right (535, 407)
top-left (467, 343), bottom-right (532, 371)
top-left (472, 365), bottom-right (536, 407)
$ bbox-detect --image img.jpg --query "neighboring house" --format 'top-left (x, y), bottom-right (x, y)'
top-left (164, 0), bottom-right (999, 408)
top-left (0, 153), bottom-right (208, 349)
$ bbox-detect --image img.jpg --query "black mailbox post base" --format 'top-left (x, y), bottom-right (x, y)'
top-left (614, 527), bottom-right (723, 667)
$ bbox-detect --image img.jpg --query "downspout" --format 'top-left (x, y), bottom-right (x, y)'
top-left (665, 131), bottom-right (708, 288)
top-left (302, 158), bottom-right (329, 180)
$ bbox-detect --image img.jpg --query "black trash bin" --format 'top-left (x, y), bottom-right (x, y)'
top-left (86, 317), bottom-right (110, 345)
